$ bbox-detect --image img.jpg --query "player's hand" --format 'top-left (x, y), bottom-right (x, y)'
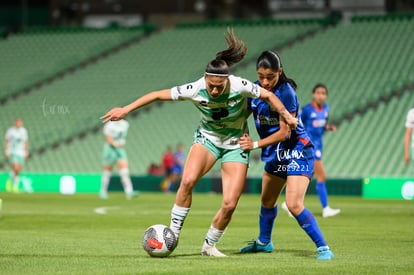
top-left (239, 134), bottom-right (253, 151)
top-left (100, 107), bottom-right (128, 123)
top-left (286, 114), bottom-right (298, 130)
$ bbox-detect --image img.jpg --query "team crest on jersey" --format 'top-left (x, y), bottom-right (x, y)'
top-left (228, 99), bottom-right (238, 107)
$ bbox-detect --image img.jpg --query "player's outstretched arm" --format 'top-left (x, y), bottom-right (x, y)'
top-left (259, 87), bottom-right (298, 129)
top-left (101, 89), bottom-right (171, 123)
top-left (239, 118), bottom-right (291, 151)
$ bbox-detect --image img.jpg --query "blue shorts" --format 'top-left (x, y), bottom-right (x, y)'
top-left (313, 142), bottom-right (323, 161)
top-left (264, 140), bottom-right (314, 179)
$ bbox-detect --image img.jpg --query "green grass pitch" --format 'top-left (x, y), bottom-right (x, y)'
top-left (0, 192), bottom-right (413, 274)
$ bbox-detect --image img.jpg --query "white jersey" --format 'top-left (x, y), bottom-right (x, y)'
top-left (104, 120), bottom-right (129, 146)
top-left (5, 126), bottom-right (28, 157)
top-left (405, 108), bottom-right (414, 149)
top-left (170, 75), bottom-right (261, 149)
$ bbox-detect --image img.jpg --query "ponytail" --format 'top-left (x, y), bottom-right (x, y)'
top-left (205, 28), bottom-right (247, 76)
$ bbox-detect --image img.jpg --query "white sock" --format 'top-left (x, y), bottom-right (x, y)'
top-left (13, 175), bottom-right (19, 189)
top-left (101, 170), bottom-right (111, 193)
top-left (119, 168), bottom-right (133, 194)
top-left (205, 225), bottom-right (225, 247)
top-left (170, 204), bottom-right (190, 238)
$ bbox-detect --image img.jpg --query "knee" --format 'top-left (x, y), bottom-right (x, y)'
top-left (179, 175), bottom-right (197, 191)
top-left (221, 200), bottom-right (238, 218)
top-left (261, 195), bottom-right (278, 209)
top-left (285, 200), bottom-right (304, 216)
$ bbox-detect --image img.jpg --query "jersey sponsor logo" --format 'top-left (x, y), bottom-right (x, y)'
top-left (257, 114), bottom-right (279, 126)
top-left (275, 143), bottom-right (305, 161)
top-left (312, 119), bottom-right (326, 128)
top-left (212, 108), bottom-right (229, 120)
top-left (199, 101), bottom-right (228, 108)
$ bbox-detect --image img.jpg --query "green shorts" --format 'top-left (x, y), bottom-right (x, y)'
top-left (193, 130), bottom-right (249, 164)
top-left (9, 154), bottom-right (25, 165)
top-left (103, 145), bottom-right (128, 166)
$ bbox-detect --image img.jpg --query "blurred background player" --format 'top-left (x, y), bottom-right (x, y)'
top-left (170, 143), bottom-right (185, 191)
top-left (160, 145), bottom-right (175, 192)
top-left (161, 143), bottom-right (186, 192)
top-left (239, 51), bottom-right (334, 260)
top-left (300, 83), bottom-right (340, 218)
top-left (5, 118), bottom-right (29, 193)
top-left (100, 119), bottom-right (138, 200)
top-left (404, 108), bottom-right (414, 170)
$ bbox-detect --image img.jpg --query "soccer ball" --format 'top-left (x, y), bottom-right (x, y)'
top-left (142, 224), bottom-right (177, 257)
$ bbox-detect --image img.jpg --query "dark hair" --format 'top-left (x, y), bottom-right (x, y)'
top-left (312, 83), bottom-right (328, 95)
top-left (256, 50), bottom-right (297, 90)
top-left (205, 28), bottom-right (247, 75)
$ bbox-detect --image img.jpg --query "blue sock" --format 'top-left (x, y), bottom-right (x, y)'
top-left (316, 182), bottom-right (328, 208)
top-left (258, 206), bottom-right (277, 244)
top-left (295, 208), bottom-right (327, 248)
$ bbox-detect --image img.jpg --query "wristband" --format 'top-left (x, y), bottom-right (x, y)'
top-left (253, 141), bottom-right (259, 149)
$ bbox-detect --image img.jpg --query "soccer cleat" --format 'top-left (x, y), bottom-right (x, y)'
top-left (240, 240), bottom-right (274, 253)
top-left (99, 191), bottom-right (108, 200)
top-left (281, 202), bottom-right (294, 218)
top-left (126, 191), bottom-right (139, 200)
top-left (201, 242), bottom-right (227, 257)
top-left (322, 206), bottom-right (341, 218)
top-left (12, 185), bottom-right (20, 193)
top-left (317, 247), bottom-right (334, 260)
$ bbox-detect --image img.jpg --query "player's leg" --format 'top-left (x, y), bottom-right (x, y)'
top-left (201, 160), bottom-right (248, 257)
top-left (11, 160), bottom-right (22, 193)
top-left (315, 160), bottom-right (340, 217)
top-left (314, 159), bottom-right (328, 207)
top-left (258, 173), bottom-right (284, 245)
top-left (170, 143), bottom-right (216, 238)
top-left (100, 165), bottom-right (112, 199)
top-left (285, 175), bottom-right (333, 260)
top-left (117, 160), bottom-right (137, 199)
top-left (240, 171), bottom-right (284, 253)
top-left (201, 147), bottom-right (249, 257)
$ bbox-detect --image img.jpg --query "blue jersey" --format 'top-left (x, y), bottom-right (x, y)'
top-left (301, 102), bottom-right (329, 150)
top-left (248, 82), bottom-right (311, 162)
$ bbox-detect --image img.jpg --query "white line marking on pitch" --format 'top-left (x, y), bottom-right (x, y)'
top-left (94, 206), bottom-right (120, 215)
